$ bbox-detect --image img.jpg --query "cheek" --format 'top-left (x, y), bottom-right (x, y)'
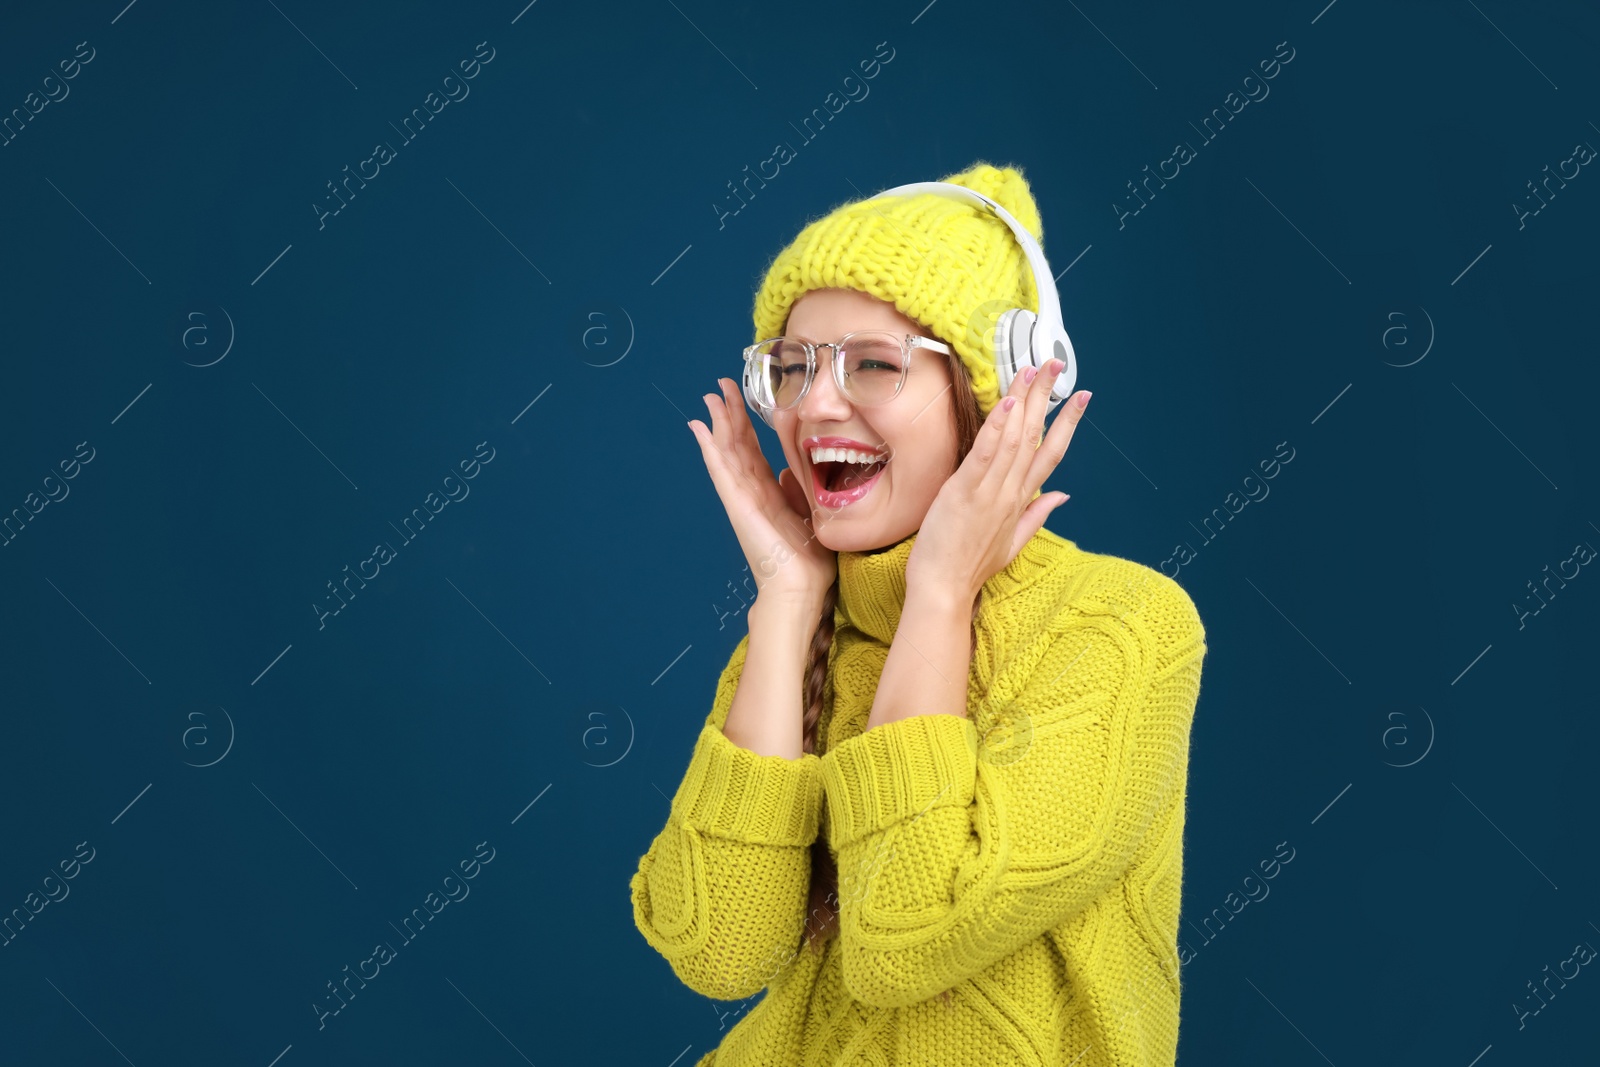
top-left (881, 426), bottom-right (958, 502)
top-left (888, 453), bottom-right (945, 500)
top-left (773, 419), bottom-right (802, 468)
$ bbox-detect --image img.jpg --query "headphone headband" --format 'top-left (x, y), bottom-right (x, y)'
top-left (867, 181), bottom-right (1077, 409)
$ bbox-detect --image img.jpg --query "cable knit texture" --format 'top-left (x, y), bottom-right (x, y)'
top-left (751, 160), bottom-right (1046, 419)
top-left (630, 526), bottom-right (1207, 1066)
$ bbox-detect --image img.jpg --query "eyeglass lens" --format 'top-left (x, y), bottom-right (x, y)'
top-left (751, 332), bottom-right (907, 409)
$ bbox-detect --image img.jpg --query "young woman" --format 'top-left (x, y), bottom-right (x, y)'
top-left (630, 162), bottom-right (1207, 1066)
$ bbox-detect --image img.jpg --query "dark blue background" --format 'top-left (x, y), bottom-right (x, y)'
top-left (2, 0), bottom-right (1596, 1063)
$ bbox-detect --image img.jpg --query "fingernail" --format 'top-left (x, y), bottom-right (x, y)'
top-left (1077, 391), bottom-right (1092, 410)
top-left (1003, 396), bottom-right (1018, 411)
top-left (1050, 359), bottom-right (1065, 374)
top-left (1022, 367), bottom-right (1037, 384)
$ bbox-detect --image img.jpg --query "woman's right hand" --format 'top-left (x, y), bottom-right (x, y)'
top-left (688, 376), bottom-right (837, 612)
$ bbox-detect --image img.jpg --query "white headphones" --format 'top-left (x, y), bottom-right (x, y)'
top-left (742, 179), bottom-right (1077, 426)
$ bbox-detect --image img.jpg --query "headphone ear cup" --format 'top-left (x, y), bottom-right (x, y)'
top-left (1042, 327), bottom-right (1076, 407)
top-left (992, 307), bottom-right (1037, 395)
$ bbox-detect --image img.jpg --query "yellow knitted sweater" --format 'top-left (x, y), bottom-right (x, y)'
top-left (630, 525), bottom-right (1207, 1066)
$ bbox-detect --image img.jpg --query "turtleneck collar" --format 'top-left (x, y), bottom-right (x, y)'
top-left (834, 526), bottom-right (1066, 644)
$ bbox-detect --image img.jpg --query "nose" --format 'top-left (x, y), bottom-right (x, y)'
top-left (796, 348), bottom-right (854, 422)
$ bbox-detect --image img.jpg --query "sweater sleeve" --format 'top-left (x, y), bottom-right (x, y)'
top-left (818, 567), bottom-right (1206, 1009)
top-left (629, 632), bottom-right (826, 1001)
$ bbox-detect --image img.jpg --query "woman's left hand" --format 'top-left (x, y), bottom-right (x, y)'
top-left (906, 358), bottom-right (1091, 607)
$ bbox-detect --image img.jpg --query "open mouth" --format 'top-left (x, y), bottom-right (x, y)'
top-left (810, 453), bottom-right (889, 507)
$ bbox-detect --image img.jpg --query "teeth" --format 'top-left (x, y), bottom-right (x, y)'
top-left (808, 446), bottom-right (886, 465)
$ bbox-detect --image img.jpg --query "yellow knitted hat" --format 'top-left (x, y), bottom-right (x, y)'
top-left (751, 161), bottom-right (1045, 419)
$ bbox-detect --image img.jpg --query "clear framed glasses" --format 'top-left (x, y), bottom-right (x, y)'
top-left (742, 330), bottom-right (952, 411)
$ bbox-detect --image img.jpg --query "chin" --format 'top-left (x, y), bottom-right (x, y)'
top-left (811, 512), bottom-right (915, 555)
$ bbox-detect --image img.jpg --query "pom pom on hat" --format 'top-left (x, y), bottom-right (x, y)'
top-left (751, 161), bottom-right (1046, 419)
